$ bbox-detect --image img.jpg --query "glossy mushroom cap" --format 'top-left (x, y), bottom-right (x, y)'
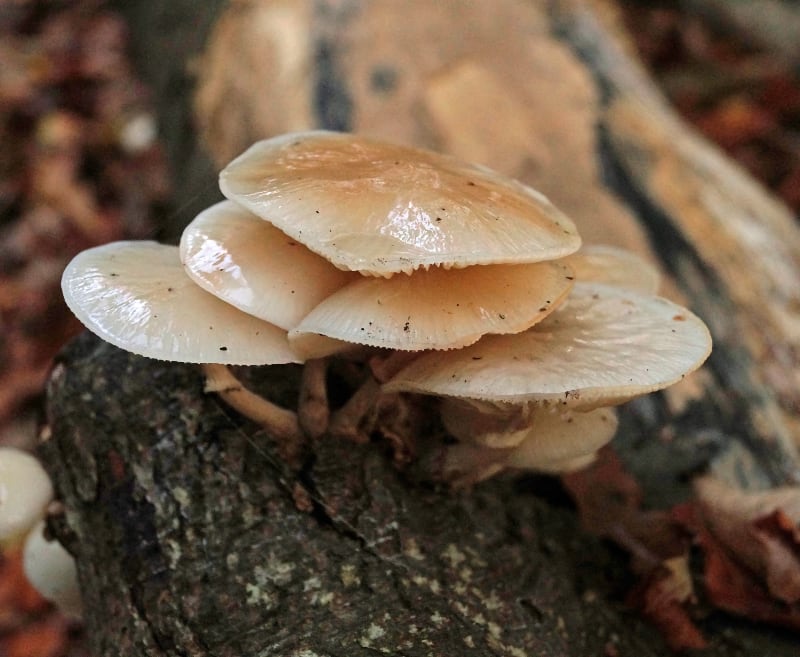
top-left (180, 201), bottom-right (356, 330)
top-left (289, 260), bottom-right (574, 357)
top-left (0, 448), bottom-right (53, 543)
top-left (384, 282), bottom-right (712, 407)
top-left (23, 520), bottom-right (82, 619)
top-left (220, 131), bottom-right (581, 276)
top-left (61, 241), bottom-right (300, 365)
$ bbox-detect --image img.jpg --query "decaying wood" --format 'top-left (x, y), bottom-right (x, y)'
top-left (45, 0), bottom-right (800, 655)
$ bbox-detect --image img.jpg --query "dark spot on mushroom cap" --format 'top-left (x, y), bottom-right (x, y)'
top-left (219, 346), bottom-right (228, 351)
top-left (370, 66), bottom-right (398, 93)
top-left (673, 315), bottom-right (686, 321)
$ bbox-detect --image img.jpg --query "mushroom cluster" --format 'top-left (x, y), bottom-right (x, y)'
top-left (62, 131), bottom-right (712, 482)
top-left (0, 447), bottom-right (82, 617)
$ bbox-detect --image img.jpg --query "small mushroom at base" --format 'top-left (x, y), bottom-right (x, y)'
top-left (0, 447), bottom-right (54, 545)
top-left (440, 406), bottom-right (618, 486)
top-left (23, 519), bottom-right (82, 619)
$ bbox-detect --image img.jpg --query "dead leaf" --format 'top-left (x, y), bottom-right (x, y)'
top-left (693, 476), bottom-right (800, 596)
top-left (562, 447), bottom-right (705, 650)
top-left (627, 556), bottom-right (707, 651)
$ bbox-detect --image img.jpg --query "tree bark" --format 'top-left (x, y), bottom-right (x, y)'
top-left (45, 1), bottom-right (800, 655)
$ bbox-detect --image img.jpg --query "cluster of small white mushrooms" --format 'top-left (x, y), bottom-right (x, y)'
top-left (61, 131), bottom-right (712, 483)
top-left (0, 447), bottom-right (81, 617)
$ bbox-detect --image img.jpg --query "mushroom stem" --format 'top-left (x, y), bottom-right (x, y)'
top-left (328, 376), bottom-right (381, 442)
top-left (202, 364), bottom-right (303, 445)
top-left (298, 358), bottom-right (329, 439)
top-left (369, 350), bottom-right (419, 383)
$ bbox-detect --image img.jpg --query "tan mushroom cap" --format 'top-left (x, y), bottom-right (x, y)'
top-left (439, 398), bottom-right (541, 448)
top-left (384, 282), bottom-right (712, 407)
top-left (220, 131), bottom-right (581, 276)
top-left (62, 241), bottom-right (300, 365)
top-left (504, 406), bottom-right (618, 471)
top-left (562, 244), bottom-right (660, 294)
top-left (289, 260), bottom-right (574, 357)
top-left (180, 201), bottom-right (356, 330)
top-left (442, 407), bottom-right (617, 482)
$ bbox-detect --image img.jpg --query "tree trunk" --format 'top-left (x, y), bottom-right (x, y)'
top-left (44, 1), bottom-right (800, 655)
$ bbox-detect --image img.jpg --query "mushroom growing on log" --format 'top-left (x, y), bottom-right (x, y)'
top-left (61, 131), bottom-right (711, 481)
top-left (43, 0), bottom-right (800, 654)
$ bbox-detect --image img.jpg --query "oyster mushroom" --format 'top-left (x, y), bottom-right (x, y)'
top-left (61, 131), bottom-right (713, 486)
top-left (23, 519), bottom-right (82, 619)
top-left (180, 200), bottom-right (356, 330)
top-left (180, 200), bottom-right (358, 437)
top-left (384, 282), bottom-right (712, 407)
top-left (62, 241), bottom-right (297, 365)
top-left (219, 131), bottom-right (581, 276)
top-left (61, 241), bottom-right (304, 442)
top-left (385, 282), bottom-right (711, 478)
top-left (0, 447), bottom-right (54, 544)
top-left (290, 260), bottom-right (574, 357)
top-left (442, 406), bottom-right (619, 484)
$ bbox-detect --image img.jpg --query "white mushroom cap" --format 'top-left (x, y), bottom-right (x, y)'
top-left (442, 407), bottom-right (617, 482)
top-left (0, 448), bottom-right (53, 543)
top-left (289, 261), bottom-right (574, 357)
top-left (439, 398), bottom-right (540, 448)
top-left (503, 406), bottom-right (618, 471)
top-left (23, 519), bottom-right (82, 619)
top-left (384, 282), bottom-right (712, 407)
top-left (220, 131), bottom-right (581, 276)
top-left (180, 200), bottom-right (356, 330)
top-left (62, 241), bottom-right (300, 365)
top-left (562, 244), bottom-right (660, 293)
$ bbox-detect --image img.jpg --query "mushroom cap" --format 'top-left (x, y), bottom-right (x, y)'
top-left (562, 244), bottom-right (660, 293)
top-left (23, 520), bottom-right (82, 619)
top-left (0, 448), bottom-right (53, 542)
top-left (220, 131), bottom-right (581, 276)
top-left (289, 260), bottom-right (574, 357)
top-left (180, 200), bottom-right (356, 330)
top-left (62, 241), bottom-right (300, 365)
top-left (504, 406), bottom-right (618, 470)
top-left (384, 282), bottom-right (712, 407)
top-left (439, 398), bottom-right (540, 448)
top-left (441, 406), bottom-right (616, 482)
